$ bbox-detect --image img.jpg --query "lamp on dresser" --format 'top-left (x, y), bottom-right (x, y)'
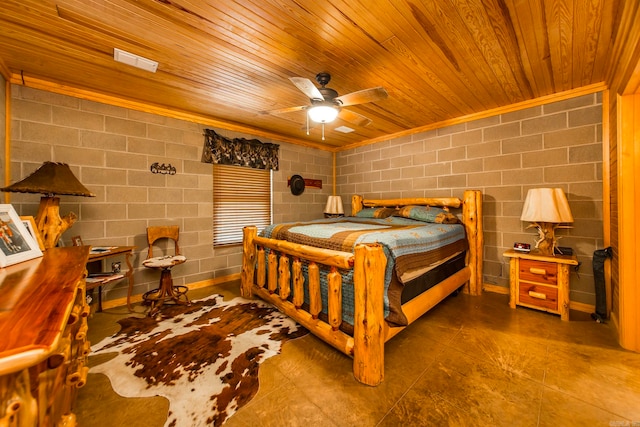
top-left (1, 162), bottom-right (95, 249)
top-left (520, 188), bottom-right (574, 256)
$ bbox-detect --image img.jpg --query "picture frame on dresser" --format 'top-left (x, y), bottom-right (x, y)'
top-left (21, 215), bottom-right (45, 251)
top-left (0, 204), bottom-right (43, 267)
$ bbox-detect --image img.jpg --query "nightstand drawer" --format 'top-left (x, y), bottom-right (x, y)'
top-left (519, 259), bottom-right (558, 285)
top-left (518, 283), bottom-right (558, 311)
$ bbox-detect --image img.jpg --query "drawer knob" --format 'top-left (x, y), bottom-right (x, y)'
top-left (529, 290), bottom-right (547, 300)
top-left (529, 267), bottom-right (547, 275)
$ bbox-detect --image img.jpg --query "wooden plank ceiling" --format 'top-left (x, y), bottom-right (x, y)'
top-left (0, 0), bottom-right (622, 149)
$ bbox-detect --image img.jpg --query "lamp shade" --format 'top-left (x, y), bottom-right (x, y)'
top-left (324, 195), bottom-right (344, 215)
top-left (521, 188), bottom-right (573, 223)
top-left (1, 162), bottom-right (95, 197)
top-left (308, 104), bottom-right (339, 123)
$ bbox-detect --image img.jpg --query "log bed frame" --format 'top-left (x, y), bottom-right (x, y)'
top-left (240, 190), bottom-right (483, 386)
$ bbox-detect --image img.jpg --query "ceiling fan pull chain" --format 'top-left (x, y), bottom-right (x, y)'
top-left (306, 113), bottom-right (310, 135)
top-left (322, 123), bottom-right (325, 140)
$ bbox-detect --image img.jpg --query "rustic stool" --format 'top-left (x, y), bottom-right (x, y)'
top-left (141, 225), bottom-right (189, 317)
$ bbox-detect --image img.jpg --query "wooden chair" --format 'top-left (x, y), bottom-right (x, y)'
top-left (141, 225), bottom-right (189, 316)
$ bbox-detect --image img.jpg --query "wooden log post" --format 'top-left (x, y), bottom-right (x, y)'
top-left (558, 264), bottom-right (571, 321)
top-left (241, 226), bottom-right (257, 298)
top-left (81, 341), bottom-right (91, 357)
top-left (0, 371), bottom-right (37, 427)
top-left (65, 361), bottom-right (85, 387)
top-left (67, 304), bottom-right (82, 326)
top-left (267, 251), bottom-right (278, 294)
top-left (80, 303), bottom-right (90, 319)
top-left (292, 258), bottom-right (304, 308)
top-left (47, 337), bottom-right (71, 369)
top-left (351, 194), bottom-right (364, 216)
top-left (75, 319), bottom-right (88, 341)
top-left (257, 247), bottom-right (266, 288)
top-left (508, 257), bottom-right (518, 309)
top-left (278, 255), bottom-right (291, 300)
top-left (308, 262), bottom-right (321, 318)
top-left (327, 267), bottom-right (342, 330)
top-left (463, 190), bottom-right (483, 296)
top-left (352, 243), bottom-right (386, 386)
top-left (76, 366), bottom-right (89, 388)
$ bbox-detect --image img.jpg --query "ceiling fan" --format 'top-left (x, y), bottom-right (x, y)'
top-left (261, 72), bottom-right (388, 139)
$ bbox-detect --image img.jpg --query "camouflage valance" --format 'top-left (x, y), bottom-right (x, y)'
top-left (201, 129), bottom-right (279, 171)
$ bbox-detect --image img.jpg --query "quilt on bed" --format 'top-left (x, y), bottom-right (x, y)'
top-left (259, 216), bottom-right (468, 326)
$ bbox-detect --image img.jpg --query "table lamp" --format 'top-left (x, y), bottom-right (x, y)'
top-left (1, 162), bottom-right (95, 249)
top-left (520, 188), bottom-right (573, 256)
top-left (324, 195), bottom-right (344, 218)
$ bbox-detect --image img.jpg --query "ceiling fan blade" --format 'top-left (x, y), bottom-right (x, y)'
top-left (338, 108), bottom-right (372, 127)
top-left (259, 105), bottom-right (307, 115)
top-left (335, 87), bottom-right (388, 107)
top-left (289, 77), bottom-right (324, 100)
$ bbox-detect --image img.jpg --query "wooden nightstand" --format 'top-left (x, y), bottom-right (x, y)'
top-left (503, 249), bottom-right (578, 320)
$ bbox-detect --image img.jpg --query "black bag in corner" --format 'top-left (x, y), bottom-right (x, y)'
top-left (592, 247), bottom-right (612, 323)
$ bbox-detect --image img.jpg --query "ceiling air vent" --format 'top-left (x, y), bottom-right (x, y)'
top-left (334, 126), bottom-right (355, 133)
top-left (114, 48), bottom-right (158, 73)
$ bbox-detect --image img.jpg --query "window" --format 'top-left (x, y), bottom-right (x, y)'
top-left (213, 164), bottom-right (272, 246)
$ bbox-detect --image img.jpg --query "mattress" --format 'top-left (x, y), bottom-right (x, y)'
top-left (259, 216), bottom-right (468, 327)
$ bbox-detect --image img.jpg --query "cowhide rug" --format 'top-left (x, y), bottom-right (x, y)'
top-left (90, 295), bottom-right (307, 426)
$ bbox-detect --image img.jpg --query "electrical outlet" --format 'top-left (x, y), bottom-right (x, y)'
top-left (112, 262), bottom-right (121, 273)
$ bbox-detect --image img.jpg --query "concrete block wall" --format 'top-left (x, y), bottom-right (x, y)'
top-left (272, 143), bottom-right (333, 224)
top-left (337, 93), bottom-right (604, 306)
top-left (6, 84), bottom-right (331, 305)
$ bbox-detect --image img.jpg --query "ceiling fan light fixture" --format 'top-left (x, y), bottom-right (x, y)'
top-left (308, 105), bottom-right (339, 123)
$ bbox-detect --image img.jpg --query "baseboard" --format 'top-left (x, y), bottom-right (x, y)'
top-left (482, 283), bottom-right (509, 294)
top-left (101, 276), bottom-right (598, 315)
top-left (569, 300), bottom-right (595, 314)
top-left (99, 273), bottom-right (241, 310)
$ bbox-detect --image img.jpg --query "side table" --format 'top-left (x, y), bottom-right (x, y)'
top-left (86, 246), bottom-right (135, 312)
top-left (503, 249), bottom-right (578, 320)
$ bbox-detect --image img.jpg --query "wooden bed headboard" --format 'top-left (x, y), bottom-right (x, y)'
top-left (351, 194), bottom-right (463, 216)
top-left (352, 191), bottom-right (483, 296)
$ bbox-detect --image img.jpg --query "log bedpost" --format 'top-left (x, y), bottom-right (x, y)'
top-left (327, 267), bottom-right (342, 330)
top-left (351, 194), bottom-right (364, 216)
top-left (268, 251), bottom-right (278, 293)
top-left (463, 190), bottom-right (483, 296)
top-left (292, 258), bottom-right (304, 308)
top-left (352, 243), bottom-right (386, 386)
top-left (241, 226), bottom-right (257, 298)
top-left (308, 262), bottom-right (321, 318)
top-left (278, 255), bottom-right (291, 300)
top-left (257, 247), bottom-right (266, 288)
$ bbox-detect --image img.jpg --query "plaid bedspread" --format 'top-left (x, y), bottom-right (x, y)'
top-left (260, 216), bottom-right (467, 325)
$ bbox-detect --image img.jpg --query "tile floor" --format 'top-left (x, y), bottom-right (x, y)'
top-left (76, 281), bottom-right (640, 426)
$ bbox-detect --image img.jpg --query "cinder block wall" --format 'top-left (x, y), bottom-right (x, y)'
top-left (274, 144), bottom-right (333, 224)
top-left (337, 93), bottom-right (603, 306)
top-left (6, 85), bottom-right (331, 305)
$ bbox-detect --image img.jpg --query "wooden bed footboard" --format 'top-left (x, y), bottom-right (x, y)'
top-left (240, 190), bottom-right (483, 386)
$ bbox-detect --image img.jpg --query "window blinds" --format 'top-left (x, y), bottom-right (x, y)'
top-left (213, 164), bottom-right (271, 246)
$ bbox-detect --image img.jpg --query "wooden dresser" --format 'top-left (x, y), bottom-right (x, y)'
top-left (0, 246), bottom-right (91, 426)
